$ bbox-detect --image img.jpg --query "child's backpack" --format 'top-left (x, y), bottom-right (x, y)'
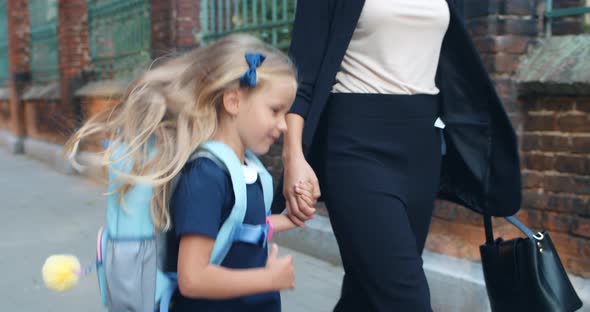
top-left (96, 140), bottom-right (273, 311)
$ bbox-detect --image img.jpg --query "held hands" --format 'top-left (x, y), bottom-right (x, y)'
top-left (283, 155), bottom-right (320, 227)
top-left (266, 244), bottom-right (294, 291)
top-left (294, 180), bottom-right (316, 217)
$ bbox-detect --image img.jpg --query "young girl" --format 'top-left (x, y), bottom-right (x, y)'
top-left (65, 34), bottom-right (314, 311)
top-left (167, 36), bottom-right (314, 311)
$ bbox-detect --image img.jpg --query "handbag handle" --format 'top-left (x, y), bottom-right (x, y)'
top-left (483, 215), bottom-right (542, 245)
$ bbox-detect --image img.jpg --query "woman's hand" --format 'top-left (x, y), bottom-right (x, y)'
top-left (294, 180), bottom-right (315, 210)
top-left (282, 151), bottom-right (320, 226)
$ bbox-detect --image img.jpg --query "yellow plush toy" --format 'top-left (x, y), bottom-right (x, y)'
top-left (42, 255), bottom-right (82, 292)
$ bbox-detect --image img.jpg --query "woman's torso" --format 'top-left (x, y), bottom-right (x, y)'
top-left (332, 0), bottom-right (450, 95)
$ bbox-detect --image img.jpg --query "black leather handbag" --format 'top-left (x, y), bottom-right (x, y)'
top-left (480, 216), bottom-right (583, 312)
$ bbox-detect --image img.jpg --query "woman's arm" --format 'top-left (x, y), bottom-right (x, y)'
top-left (282, 114), bottom-right (319, 226)
top-left (451, 0), bottom-right (464, 21)
top-left (288, 0), bottom-right (334, 117)
top-left (177, 235), bottom-right (294, 299)
top-left (282, 0), bottom-right (334, 224)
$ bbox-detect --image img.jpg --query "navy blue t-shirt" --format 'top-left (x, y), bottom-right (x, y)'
top-left (170, 157), bottom-right (280, 312)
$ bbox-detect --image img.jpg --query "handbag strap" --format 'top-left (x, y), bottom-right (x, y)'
top-left (483, 215), bottom-right (539, 244)
top-left (505, 216), bottom-right (537, 240)
top-left (484, 215), bottom-right (494, 245)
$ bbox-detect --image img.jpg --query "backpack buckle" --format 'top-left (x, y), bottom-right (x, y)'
top-left (233, 223), bottom-right (271, 248)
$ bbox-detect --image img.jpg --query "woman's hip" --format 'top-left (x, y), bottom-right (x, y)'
top-left (322, 93), bottom-right (442, 179)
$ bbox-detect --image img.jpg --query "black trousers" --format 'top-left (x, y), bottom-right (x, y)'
top-left (321, 93), bottom-right (442, 312)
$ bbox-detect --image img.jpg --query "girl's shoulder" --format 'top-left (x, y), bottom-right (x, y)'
top-left (180, 157), bottom-right (232, 193)
top-left (171, 157), bottom-right (235, 240)
top-left (184, 156), bottom-right (226, 176)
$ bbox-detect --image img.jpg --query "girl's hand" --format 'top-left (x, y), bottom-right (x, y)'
top-left (295, 180), bottom-right (316, 216)
top-left (282, 152), bottom-right (320, 226)
top-left (265, 244), bottom-right (295, 290)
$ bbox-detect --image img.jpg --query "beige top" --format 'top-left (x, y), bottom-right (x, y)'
top-left (332, 0), bottom-right (450, 95)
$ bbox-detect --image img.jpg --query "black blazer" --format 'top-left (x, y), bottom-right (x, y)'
top-left (273, 0), bottom-right (522, 217)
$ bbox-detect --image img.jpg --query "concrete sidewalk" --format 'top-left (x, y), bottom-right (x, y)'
top-left (0, 148), bottom-right (342, 312)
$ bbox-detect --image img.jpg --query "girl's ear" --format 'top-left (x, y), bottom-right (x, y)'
top-left (222, 89), bottom-right (241, 116)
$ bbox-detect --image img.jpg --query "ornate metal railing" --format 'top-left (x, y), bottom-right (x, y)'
top-left (29, 0), bottom-right (59, 83)
top-left (545, 0), bottom-right (590, 36)
top-left (199, 0), bottom-right (296, 50)
top-left (87, 0), bottom-right (151, 80)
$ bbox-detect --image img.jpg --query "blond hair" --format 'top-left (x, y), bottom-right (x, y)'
top-left (65, 34), bottom-right (297, 231)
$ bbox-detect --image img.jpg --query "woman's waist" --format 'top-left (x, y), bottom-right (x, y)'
top-left (326, 92), bottom-right (439, 120)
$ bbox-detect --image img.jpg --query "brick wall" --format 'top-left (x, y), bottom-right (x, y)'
top-left (24, 100), bottom-right (73, 144)
top-left (51, 0), bottom-right (90, 144)
top-left (426, 0), bottom-right (538, 259)
top-left (426, 0), bottom-right (590, 278)
top-left (174, 0), bottom-right (200, 50)
top-left (6, 0), bottom-right (30, 140)
top-left (6, 0), bottom-right (30, 75)
top-left (58, 0), bottom-right (89, 108)
top-left (520, 95), bottom-right (590, 276)
top-left (151, 0), bottom-right (174, 57)
top-left (151, 0), bottom-right (200, 59)
top-left (465, 0), bottom-right (538, 130)
top-left (0, 99), bottom-right (10, 129)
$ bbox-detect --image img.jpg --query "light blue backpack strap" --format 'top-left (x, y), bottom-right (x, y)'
top-left (201, 141), bottom-right (248, 265)
top-left (231, 151), bottom-right (273, 247)
top-left (96, 226), bottom-right (108, 306)
top-left (245, 150), bottom-right (273, 216)
top-left (155, 270), bottom-right (172, 303)
top-left (158, 272), bottom-right (178, 312)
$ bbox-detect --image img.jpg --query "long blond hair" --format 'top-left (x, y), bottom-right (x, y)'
top-left (65, 34), bottom-right (297, 231)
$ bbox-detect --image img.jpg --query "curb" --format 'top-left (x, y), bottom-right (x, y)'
top-left (0, 129), bottom-right (24, 154)
top-left (22, 137), bottom-right (76, 175)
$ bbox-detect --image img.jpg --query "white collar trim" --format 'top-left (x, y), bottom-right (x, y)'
top-left (242, 159), bottom-right (259, 184)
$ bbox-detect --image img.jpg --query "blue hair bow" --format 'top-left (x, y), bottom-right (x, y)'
top-left (240, 53), bottom-right (266, 87)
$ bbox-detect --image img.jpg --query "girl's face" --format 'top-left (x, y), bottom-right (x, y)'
top-left (236, 76), bottom-right (296, 155)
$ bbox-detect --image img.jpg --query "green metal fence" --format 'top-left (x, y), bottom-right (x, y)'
top-left (0, 0), bottom-right (8, 87)
top-left (199, 0), bottom-right (296, 50)
top-left (545, 0), bottom-right (590, 36)
top-left (88, 0), bottom-right (151, 80)
top-left (29, 0), bottom-right (59, 83)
